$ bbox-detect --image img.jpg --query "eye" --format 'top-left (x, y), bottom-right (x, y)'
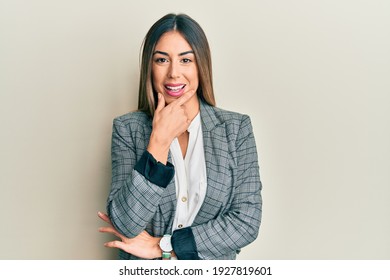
top-left (181, 58), bottom-right (192, 64)
top-left (155, 57), bottom-right (168, 63)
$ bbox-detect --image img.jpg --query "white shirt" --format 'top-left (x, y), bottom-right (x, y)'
top-left (170, 113), bottom-right (207, 232)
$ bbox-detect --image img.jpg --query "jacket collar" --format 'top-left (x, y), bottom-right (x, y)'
top-left (199, 99), bottom-right (221, 132)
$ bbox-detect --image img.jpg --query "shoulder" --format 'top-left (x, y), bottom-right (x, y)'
top-left (201, 102), bottom-right (252, 134)
top-left (212, 106), bottom-right (250, 124)
top-left (112, 111), bottom-right (152, 139)
top-left (113, 110), bottom-right (152, 128)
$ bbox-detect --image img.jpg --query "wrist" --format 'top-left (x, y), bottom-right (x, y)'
top-left (154, 237), bottom-right (163, 259)
top-left (159, 234), bottom-right (174, 260)
top-left (147, 132), bottom-right (171, 164)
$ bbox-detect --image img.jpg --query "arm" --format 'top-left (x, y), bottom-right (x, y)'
top-left (172, 115), bottom-right (262, 259)
top-left (107, 117), bottom-right (174, 238)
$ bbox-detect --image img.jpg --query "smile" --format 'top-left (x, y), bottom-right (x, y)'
top-left (164, 84), bottom-right (186, 97)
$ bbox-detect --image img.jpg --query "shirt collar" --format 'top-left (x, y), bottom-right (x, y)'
top-left (187, 112), bottom-right (201, 133)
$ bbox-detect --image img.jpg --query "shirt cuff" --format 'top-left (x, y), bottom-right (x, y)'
top-left (172, 227), bottom-right (200, 260)
top-left (134, 150), bottom-right (175, 188)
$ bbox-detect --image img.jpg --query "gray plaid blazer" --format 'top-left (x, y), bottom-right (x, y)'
top-left (107, 100), bottom-right (262, 260)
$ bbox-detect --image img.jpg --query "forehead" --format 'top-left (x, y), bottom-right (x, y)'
top-left (154, 31), bottom-right (192, 52)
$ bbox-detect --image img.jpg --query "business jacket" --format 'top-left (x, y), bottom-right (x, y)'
top-left (107, 100), bottom-right (262, 260)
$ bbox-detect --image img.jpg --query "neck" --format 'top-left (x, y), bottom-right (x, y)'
top-left (183, 96), bottom-right (200, 121)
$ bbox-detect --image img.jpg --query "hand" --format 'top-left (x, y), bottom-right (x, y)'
top-left (147, 90), bottom-right (196, 163)
top-left (98, 212), bottom-right (162, 259)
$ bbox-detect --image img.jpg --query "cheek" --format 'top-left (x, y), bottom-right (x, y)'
top-left (188, 67), bottom-right (199, 84)
top-left (152, 64), bottom-right (161, 76)
top-left (151, 70), bottom-right (163, 88)
top-left (192, 73), bottom-right (199, 87)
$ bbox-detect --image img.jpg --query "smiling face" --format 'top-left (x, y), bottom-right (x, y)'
top-left (152, 31), bottom-right (199, 107)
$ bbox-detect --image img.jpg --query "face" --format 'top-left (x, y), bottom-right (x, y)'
top-left (152, 31), bottom-right (199, 106)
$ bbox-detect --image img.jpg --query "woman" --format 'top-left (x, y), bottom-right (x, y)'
top-left (98, 13), bottom-right (262, 260)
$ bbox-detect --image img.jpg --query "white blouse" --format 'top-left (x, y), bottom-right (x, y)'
top-left (170, 113), bottom-right (207, 232)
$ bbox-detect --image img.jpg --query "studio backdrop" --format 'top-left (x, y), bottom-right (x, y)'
top-left (1, 0), bottom-right (389, 259)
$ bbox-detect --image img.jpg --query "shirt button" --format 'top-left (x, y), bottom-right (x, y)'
top-left (181, 197), bottom-right (187, 202)
top-left (178, 224), bottom-right (183, 228)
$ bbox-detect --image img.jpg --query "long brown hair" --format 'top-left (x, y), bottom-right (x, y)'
top-left (138, 13), bottom-right (216, 117)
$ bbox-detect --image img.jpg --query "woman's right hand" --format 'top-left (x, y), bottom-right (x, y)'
top-left (147, 90), bottom-right (196, 164)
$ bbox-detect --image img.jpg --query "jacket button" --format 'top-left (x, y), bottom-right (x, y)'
top-left (181, 197), bottom-right (187, 202)
top-left (178, 224), bottom-right (183, 228)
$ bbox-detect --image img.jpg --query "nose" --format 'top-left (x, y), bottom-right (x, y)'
top-left (168, 61), bottom-right (180, 79)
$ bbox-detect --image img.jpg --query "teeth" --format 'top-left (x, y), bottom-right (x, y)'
top-left (166, 85), bottom-right (184, 92)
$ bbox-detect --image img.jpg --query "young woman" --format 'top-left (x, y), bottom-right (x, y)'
top-left (98, 13), bottom-right (262, 260)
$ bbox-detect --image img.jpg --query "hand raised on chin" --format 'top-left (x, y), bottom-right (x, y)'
top-left (147, 89), bottom-right (196, 164)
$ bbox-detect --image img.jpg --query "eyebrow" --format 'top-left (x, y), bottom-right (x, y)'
top-left (153, 50), bottom-right (194, 56)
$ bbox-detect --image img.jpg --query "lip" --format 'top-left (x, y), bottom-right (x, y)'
top-left (164, 83), bottom-right (186, 97)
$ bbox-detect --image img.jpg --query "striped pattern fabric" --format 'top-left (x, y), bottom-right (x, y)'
top-left (107, 100), bottom-right (262, 260)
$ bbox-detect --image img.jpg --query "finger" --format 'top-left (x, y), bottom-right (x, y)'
top-left (97, 211), bottom-right (113, 225)
top-left (104, 240), bottom-right (128, 251)
top-left (175, 89), bottom-right (196, 107)
top-left (155, 92), bottom-right (165, 112)
top-left (99, 226), bottom-right (125, 240)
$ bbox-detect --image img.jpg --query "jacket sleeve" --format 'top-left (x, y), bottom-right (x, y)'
top-left (106, 117), bottom-right (174, 238)
top-left (172, 115), bottom-right (262, 259)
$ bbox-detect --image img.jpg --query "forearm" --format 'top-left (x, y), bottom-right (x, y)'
top-left (192, 198), bottom-right (262, 259)
top-left (108, 149), bottom-right (176, 237)
top-left (170, 176), bottom-right (262, 260)
top-left (107, 169), bottom-right (166, 237)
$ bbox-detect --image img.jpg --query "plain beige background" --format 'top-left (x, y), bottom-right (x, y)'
top-left (1, 0), bottom-right (389, 259)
